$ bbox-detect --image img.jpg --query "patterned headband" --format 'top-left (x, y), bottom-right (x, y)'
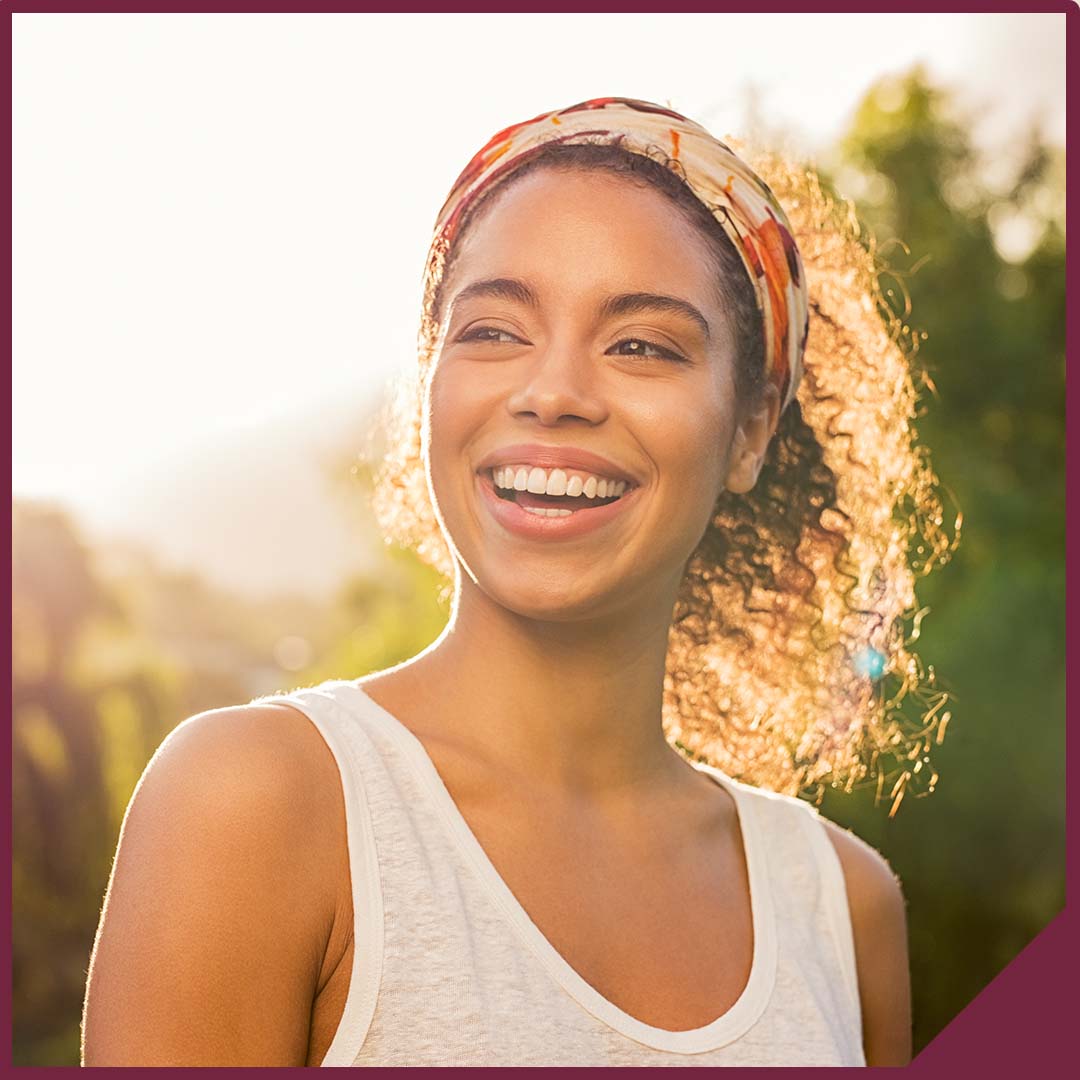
top-left (431, 96), bottom-right (810, 415)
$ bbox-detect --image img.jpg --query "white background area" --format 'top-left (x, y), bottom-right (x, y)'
top-left (12, 13), bottom-right (1066, 594)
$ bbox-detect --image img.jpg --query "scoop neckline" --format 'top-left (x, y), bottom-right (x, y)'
top-left (331, 678), bottom-right (778, 1055)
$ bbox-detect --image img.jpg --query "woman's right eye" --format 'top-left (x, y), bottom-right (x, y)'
top-left (458, 325), bottom-right (522, 344)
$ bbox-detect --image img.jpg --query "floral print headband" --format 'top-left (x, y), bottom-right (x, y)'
top-left (431, 96), bottom-right (810, 415)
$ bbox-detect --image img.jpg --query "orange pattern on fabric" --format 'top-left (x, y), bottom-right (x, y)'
top-left (756, 217), bottom-right (791, 368)
top-left (741, 234), bottom-right (764, 279)
top-left (485, 140), bottom-right (513, 167)
top-left (428, 97), bottom-right (809, 415)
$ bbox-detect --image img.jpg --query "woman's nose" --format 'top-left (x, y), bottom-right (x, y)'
top-left (505, 340), bottom-right (608, 427)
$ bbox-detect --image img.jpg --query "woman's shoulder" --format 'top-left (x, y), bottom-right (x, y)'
top-left (83, 698), bottom-right (350, 1065)
top-left (717, 776), bottom-right (907, 963)
top-left (723, 776), bottom-right (911, 1063)
top-left (124, 697), bottom-right (349, 927)
top-left (153, 697), bottom-right (347, 830)
top-left (816, 810), bottom-right (912, 1064)
top-left (744, 784), bottom-right (909, 1066)
top-left (812, 813), bottom-right (903, 905)
top-left (718, 773), bottom-right (902, 895)
top-left (118, 696), bottom-right (352, 959)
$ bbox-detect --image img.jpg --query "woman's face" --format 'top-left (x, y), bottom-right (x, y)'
top-left (425, 167), bottom-right (756, 623)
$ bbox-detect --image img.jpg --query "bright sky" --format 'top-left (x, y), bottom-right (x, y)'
top-left (12, 12), bottom-right (1066, 520)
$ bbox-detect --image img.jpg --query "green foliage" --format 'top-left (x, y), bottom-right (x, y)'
top-left (813, 64), bottom-right (1064, 1054)
top-left (301, 543), bottom-right (451, 687)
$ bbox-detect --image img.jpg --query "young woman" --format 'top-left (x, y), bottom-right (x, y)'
top-left (83, 97), bottom-right (952, 1066)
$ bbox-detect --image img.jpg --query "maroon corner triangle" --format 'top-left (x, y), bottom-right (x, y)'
top-left (913, 908), bottom-right (1070, 1070)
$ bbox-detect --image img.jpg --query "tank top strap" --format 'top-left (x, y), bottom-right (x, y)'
top-left (731, 781), bottom-right (863, 1052)
top-left (253, 679), bottom-right (386, 1066)
top-left (794, 799), bottom-right (863, 1032)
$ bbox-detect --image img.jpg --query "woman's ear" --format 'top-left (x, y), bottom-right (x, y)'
top-left (724, 384), bottom-right (782, 494)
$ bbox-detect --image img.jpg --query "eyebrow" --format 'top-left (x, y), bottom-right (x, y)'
top-left (450, 277), bottom-right (712, 343)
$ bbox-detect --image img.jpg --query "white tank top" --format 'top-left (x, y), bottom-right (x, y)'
top-left (259, 678), bottom-right (866, 1067)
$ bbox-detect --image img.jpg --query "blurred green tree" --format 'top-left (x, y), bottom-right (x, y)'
top-left (811, 64), bottom-right (1065, 1054)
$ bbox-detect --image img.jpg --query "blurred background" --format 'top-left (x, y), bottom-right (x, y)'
top-left (11, 12), bottom-right (1065, 1065)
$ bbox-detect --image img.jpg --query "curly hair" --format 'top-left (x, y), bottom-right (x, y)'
top-left (363, 137), bottom-right (960, 814)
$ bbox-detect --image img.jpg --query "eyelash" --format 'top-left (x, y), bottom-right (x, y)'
top-left (457, 325), bottom-right (688, 364)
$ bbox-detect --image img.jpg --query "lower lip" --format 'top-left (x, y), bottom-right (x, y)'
top-left (476, 470), bottom-right (640, 541)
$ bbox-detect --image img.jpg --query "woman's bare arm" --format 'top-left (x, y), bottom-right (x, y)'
top-left (82, 703), bottom-right (346, 1066)
top-left (823, 819), bottom-right (913, 1066)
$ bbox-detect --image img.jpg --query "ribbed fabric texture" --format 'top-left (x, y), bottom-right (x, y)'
top-left (258, 678), bottom-right (866, 1067)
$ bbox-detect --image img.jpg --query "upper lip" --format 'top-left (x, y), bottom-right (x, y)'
top-left (476, 443), bottom-right (641, 486)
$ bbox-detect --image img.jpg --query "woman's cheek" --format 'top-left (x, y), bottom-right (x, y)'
top-left (677, 414), bottom-right (730, 531)
top-left (425, 368), bottom-right (483, 540)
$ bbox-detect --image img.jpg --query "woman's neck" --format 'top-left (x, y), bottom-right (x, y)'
top-left (381, 575), bottom-right (691, 800)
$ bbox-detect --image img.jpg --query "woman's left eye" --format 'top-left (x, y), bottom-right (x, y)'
top-left (609, 338), bottom-right (688, 364)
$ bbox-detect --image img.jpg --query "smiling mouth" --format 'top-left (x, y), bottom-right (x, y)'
top-left (485, 469), bottom-right (626, 512)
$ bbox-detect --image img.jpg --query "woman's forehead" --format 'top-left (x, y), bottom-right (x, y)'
top-left (446, 169), bottom-right (719, 310)
top-left (461, 167), bottom-right (705, 247)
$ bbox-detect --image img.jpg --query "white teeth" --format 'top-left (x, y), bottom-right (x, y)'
top-left (521, 506), bottom-right (573, 517)
top-left (490, 464), bottom-right (633, 499)
top-left (545, 469), bottom-right (568, 496)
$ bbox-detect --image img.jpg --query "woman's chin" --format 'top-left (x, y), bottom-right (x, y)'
top-left (463, 563), bottom-right (648, 625)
